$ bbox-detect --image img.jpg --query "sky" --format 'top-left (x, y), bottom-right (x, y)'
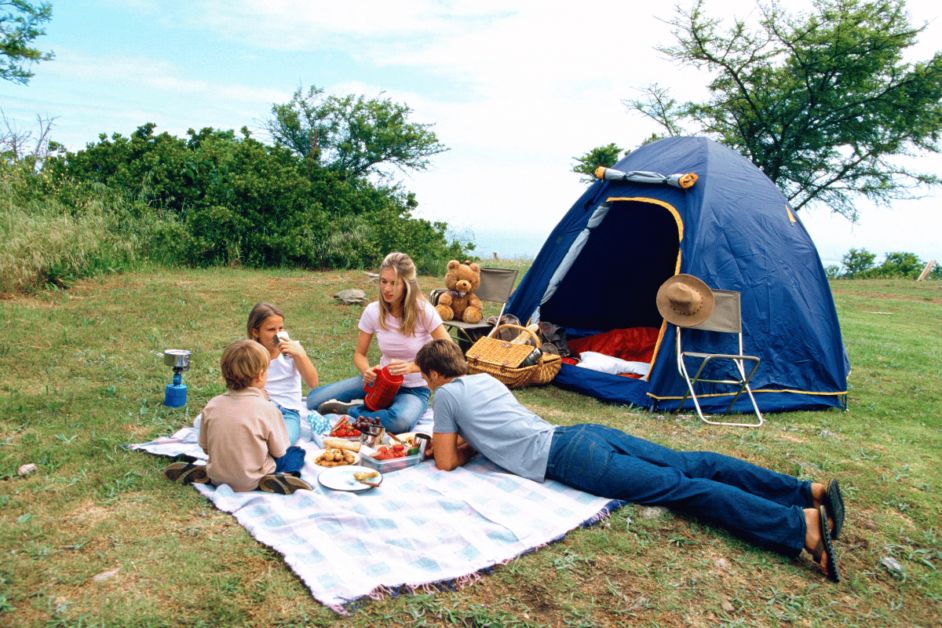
top-left (2, 0), bottom-right (941, 268)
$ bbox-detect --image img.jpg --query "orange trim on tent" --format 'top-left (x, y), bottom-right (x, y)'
top-left (604, 197), bottom-right (683, 383)
top-left (786, 205), bottom-right (797, 224)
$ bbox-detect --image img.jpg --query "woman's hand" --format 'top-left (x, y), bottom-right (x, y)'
top-left (386, 358), bottom-right (414, 377)
top-left (361, 367), bottom-right (379, 385)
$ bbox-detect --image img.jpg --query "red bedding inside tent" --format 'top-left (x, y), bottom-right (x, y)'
top-left (562, 327), bottom-right (660, 378)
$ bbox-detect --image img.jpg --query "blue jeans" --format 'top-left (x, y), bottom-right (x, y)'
top-left (273, 446), bottom-right (305, 476)
top-left (545, 424), bottom-right (812, 557)
top-left (306, 375), bottom-right (430, 433)
top-left (273, 403), bottom-right (301, 445)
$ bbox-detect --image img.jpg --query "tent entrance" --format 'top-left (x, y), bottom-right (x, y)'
top-left (539, 198), bottom-right (682, 335)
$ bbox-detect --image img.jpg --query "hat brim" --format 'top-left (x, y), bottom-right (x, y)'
top-left (656, 274), bottom-right (715, 327)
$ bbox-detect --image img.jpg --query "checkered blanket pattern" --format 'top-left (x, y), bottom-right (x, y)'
top-left (130, 413), bottom-right (623, 613)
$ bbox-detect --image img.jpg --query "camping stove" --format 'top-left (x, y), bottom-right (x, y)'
top-left (162, 350), bottom-right (191, 407)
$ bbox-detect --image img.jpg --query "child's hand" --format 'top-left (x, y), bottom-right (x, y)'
top-left (279, 338), bottom-right (306, 359)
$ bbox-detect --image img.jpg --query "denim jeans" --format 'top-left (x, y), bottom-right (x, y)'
top-left (306, 375), bottom-right (431, 433)
top-left (545, 424), bottom-right (812, 557)
top-left (273, 445), bottom-right (305, 476)
top-left (306, 375), bottom-right (365, 410)
top-left (273, 403), bottom-right (301, 445)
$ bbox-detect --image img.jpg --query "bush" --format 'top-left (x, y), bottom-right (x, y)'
top-left (3, 114), bottom-right (473, 295)
top-left (42, 124), bottom-right (473, 273)
top-left (835, 247), bottom-right (939, 280)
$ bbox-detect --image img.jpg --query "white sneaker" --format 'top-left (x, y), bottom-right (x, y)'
top-left (317, 399), bottom-right (364, 415)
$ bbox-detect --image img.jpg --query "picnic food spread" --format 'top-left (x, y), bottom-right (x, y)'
top-left (314, 438), bottom-right (362, 467)
top-left (351, 416), bottom-right (381, 432)
top-left (329, 420), bottom-right (361, 439)
top-left (372, 443), bottom-right (408, 460)
top-left (314, 449), bottom-right (356, 467)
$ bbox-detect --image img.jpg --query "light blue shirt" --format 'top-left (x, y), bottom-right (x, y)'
top-left (432, 374), bottom-right (556, 482)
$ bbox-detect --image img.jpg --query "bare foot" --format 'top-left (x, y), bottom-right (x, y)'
top-left (804, 508), bottom-right (821, 552)
top-left (811, 482), bottom-right (826, 509)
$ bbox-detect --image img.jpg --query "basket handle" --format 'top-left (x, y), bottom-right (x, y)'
top-left (492, 324), bottom-right (540, 347)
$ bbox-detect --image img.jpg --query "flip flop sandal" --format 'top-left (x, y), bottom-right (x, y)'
top-left (825, 479), bottom-right (845, 540)
top-left (164, 462), bottom-right (209, 484)
top-left (814, 505), bottom-right (842, 582)
top-left (260, 473), bottom-right (312, 495)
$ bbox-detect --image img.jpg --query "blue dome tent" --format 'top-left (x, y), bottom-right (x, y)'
top-left (506, 136), bottom-right (850, 413)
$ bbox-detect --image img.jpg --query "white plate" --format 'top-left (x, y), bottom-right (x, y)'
top-left (317, 465), bottom-right (383, 492)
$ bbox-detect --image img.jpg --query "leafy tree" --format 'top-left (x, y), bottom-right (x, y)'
top-left (875, 251), bottom-right (925, 278)
top-left (43, 122), bottom-right (471, 270)
top-left (265, 86), bottom-right (448, 182)
top-left (841, 248), bottom-right (876, 277)
top-left (1, 0), bottom-right (53, 85)
top-left (629, 0), bottom-right (942, 220)
top-left (572, 143), bottom-right (626, 184)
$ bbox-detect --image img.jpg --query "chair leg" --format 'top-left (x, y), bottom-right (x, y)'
top-left (676, 353), bottom-right (710, 423)
top-left (678, 354), bottom-right (763, 428)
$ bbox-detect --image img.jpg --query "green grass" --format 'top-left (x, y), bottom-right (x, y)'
top-left (1, 272), bottom-right (940, 627)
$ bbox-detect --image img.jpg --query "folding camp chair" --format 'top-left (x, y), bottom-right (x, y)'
top-left (674, 290), bottom-right (764, 427)
top-left (430, 267), bottom-right (518, 351)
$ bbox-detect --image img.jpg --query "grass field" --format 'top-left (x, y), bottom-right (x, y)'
top-left (1, 268), bottom-right (940, 627)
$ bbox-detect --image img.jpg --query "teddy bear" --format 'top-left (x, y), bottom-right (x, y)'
top-left (435, 260), bottom-right (484, 323)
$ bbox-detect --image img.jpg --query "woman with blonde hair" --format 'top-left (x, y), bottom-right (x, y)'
top-left (306, 252), bottom-right (453, 432)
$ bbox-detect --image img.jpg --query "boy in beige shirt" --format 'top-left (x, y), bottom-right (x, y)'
top-left (164, 339), bottom-right (311, 495)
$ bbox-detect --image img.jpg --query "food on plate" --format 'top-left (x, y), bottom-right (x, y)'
top-left (323, 438), bottom-right (361, 453)
top-left (393, 433), bottom-right (425, 455)
top-left (314, 448), bottom-right (356, 467)
top-left (354, 471), bottom-right (379, 482)
top-left (395, 434), bottom-right (416, 446)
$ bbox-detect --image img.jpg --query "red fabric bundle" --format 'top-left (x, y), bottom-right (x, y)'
top-left (566, 327), bottom-right (660, 363)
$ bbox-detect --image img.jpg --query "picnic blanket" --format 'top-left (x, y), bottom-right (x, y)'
top-left (131, 412), bottom-right (624, 614)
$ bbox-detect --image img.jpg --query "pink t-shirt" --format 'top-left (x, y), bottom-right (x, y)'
top-left (358, 300), bottom-right (443, 388)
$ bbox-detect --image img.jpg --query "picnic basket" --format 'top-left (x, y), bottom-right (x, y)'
top-left (465, 324), bottom-right (562, 389)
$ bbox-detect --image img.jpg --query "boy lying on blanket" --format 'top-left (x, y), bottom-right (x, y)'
top-left (163, 339), bottom-right (311, 495)
top-left (415, 339), bottom-right (848, 582)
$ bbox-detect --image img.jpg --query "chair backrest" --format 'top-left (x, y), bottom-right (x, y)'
top-left (689, 289), bottom-right (742, 334)
top-left (475, 267), bottom-right (518, 304)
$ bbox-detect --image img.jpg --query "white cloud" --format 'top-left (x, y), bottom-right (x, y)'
top-left (44, 48), bottom-right (291, 105)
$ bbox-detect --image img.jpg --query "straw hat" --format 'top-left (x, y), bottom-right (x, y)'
top-left (656, 274), bottom-right (715, 327)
